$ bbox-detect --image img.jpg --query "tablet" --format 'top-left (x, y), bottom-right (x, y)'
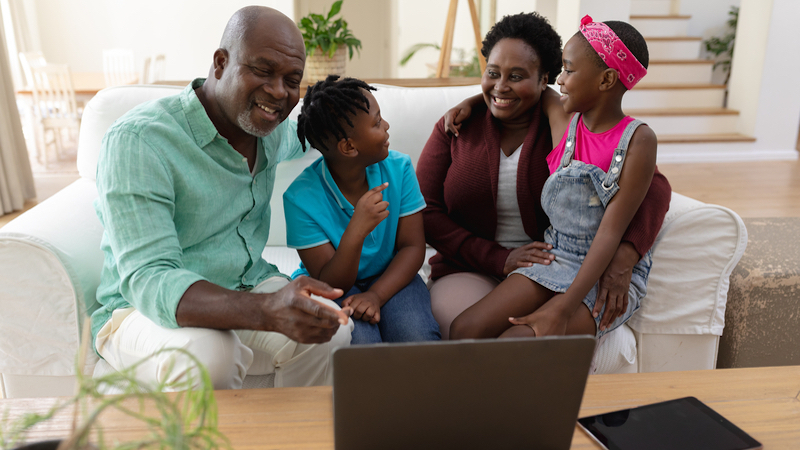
top-left (578, 396), bottom-right (762, 450)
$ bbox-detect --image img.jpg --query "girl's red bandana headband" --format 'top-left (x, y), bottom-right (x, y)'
top-left (579, 15), bottom-right (647, 89)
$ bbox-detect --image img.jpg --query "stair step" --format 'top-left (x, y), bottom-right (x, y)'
top-left (624, 84), bottom-right (725, 109)
top-left (634, 83), bottom-right (725, 89)
top-left (626, 108), bottom-right (737, 116)
top-left (632, 109), bottom-right (740, 135)
top-left (631, 0), bottom-right (673, 16)
top-left (630, 15), bottom-right (692, 20)
top-left (646, 37), bottom-right (703, 61)
top-left (658, 134), bottom-right (756, 144)
top-left (643, 60), bottom-right (714, 85)
top-left (630, 16), bottom-right (690, 37)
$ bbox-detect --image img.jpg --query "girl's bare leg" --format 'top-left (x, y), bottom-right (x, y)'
top-left (449, 274), bottom-right (555, 340)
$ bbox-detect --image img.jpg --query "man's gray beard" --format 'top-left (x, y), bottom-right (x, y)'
top-left (237, 108), bottom-right (278, 137)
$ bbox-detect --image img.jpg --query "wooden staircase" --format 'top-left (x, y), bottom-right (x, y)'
top-left (625, 0), bottom-right (754, 158)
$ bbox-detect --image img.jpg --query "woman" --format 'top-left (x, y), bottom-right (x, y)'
top-left (415, 12), bottom-right (671, 339)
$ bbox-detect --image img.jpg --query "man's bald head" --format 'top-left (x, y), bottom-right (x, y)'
top-left (220, 6), bottom-right (303, 58)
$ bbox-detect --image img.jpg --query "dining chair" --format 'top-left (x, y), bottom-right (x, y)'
top-left (140, 54), bottom-right (166, 84)
top-left (18, 51), bottom-right (47, 88)
top-left (102, 48), bottom-right (137, 86)
top-left (28, 63), bottom-right (81, 168)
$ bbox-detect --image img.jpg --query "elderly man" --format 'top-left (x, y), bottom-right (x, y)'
top-left (91, 6), bottom-right (353, 389)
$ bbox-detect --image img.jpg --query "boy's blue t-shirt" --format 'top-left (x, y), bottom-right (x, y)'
top-left (283, 150), bottom-right (426, 280)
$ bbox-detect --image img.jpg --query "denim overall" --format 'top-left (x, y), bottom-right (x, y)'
top-left (513, 113), bottom-right (653, 337)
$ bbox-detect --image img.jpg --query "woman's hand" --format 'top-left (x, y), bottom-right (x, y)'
top-left (508, 294), bottom-right (570, 336)
top-left (503, 242), bottom-right (554, 275)
top-left (594, 242), bottom-right (638, 331)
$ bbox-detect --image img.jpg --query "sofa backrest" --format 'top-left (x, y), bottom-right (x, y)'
top-left (77, 82), bottom-right (483, 246)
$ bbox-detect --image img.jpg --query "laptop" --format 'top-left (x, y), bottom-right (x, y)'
top-left (332, 335), bottom-right (596, 450)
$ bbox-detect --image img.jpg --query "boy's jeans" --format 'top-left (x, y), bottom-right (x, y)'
top-left (336, 274), bottom-right (441, 344)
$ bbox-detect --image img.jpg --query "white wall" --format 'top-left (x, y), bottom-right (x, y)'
top-left (727, 0), bottom-right (800, 157)
top-left (33, 0), bottom-right (294, 81)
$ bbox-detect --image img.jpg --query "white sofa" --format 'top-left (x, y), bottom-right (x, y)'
top-left (0, 83), bottom-right (748, 399)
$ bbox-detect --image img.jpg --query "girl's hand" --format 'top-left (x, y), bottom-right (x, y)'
top-left (351, 183), bottom-right (390, 238)
top-left (503, 242), bottom-right (555, 275)
top-left (595, 242), bottom-right (638, 331)
top-left (342, 291), bottom-right (383, 324)
top-left (508, 294), bottom-right (570, 336)
top-left (443, 100), bottom-right (474, 136)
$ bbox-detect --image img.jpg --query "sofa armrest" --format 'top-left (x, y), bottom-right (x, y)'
top-left (627, 192), bottom-right (748, 336)
top-left (0, 178), bottom-right (103, 376)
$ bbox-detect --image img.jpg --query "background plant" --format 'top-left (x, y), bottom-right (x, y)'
top-left (399, 43), bottom-right (481, 77)
top-left (0, 323), bottom-right (229, 450)
top-left (297, 0), bottom-right (362, 59)
top-left (703, 6), bottom-right (739, 86)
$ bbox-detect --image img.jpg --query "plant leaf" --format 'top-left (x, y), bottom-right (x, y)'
top-left (328, 0), bottom-right (343, 20)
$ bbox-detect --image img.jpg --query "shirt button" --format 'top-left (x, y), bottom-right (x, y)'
top-left (249, 246), bottom-right (253, 251)
top-left (615, 155), bottom-right (622, 162)
top-left (611, 167), bottom-right (620, 174)
top-left (243, 276), bottom-right (247, 282)
top-left (566, 140), bottom-right (573, 147)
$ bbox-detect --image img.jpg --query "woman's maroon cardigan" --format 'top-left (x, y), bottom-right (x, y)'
top-left (416, 102), bottom-right (672, 281)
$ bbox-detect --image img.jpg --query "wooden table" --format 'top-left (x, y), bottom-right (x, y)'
top-left (4, 366), bottom-right (799, 449)
top-left (154, 77), bottom-right (483, 90)
top-left (15, 72), bottom-right (117, 97)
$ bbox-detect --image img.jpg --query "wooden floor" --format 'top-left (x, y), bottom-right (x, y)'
top-left (1, 158), bottom-right (799, 230)
top-left (658, 158), bottom-right (800, 218)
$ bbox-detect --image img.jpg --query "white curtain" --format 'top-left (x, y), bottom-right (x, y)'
top-left (0, 3), bottom-right (36, 216)
top-left (2, 0), bottom-right (39, 89)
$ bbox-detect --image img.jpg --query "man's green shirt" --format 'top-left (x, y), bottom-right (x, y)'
top-left (91, 79), bottom-right (304, 343)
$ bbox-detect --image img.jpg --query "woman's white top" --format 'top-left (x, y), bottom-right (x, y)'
top-left (495, 144), bottom-right (532, 249)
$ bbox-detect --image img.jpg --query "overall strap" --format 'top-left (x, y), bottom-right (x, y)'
top-left (560, 113), bottom-right (582, 169)
top-left (601, 118), bottom-right (645, 190)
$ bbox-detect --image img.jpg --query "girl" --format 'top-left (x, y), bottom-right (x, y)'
top-left (450, 17), bottom-right (662, 340)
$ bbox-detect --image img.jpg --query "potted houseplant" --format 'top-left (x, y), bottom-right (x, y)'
top-left (0, 323), bottom-right (229, 450)
top-left (297, 0), bottom-right (362, 82)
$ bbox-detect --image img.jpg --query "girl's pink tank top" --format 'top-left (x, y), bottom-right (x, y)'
top-left (546, 114), bottom-right (636, 174)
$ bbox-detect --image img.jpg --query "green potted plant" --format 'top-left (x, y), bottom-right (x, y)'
top-left (1, 323), bottom-right (229, 450)
top-left (703, 6), bottom-right (738, 105)
top-left (297, 0), bottom-right (362, 82)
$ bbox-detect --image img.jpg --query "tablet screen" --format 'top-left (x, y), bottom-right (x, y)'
top-left (578, 397), bottom-right (762, 450)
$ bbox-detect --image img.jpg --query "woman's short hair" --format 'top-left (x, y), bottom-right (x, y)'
top-left (481, 12), bottom-right (563, 84)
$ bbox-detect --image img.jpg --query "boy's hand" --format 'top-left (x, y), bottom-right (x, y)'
top-left (342, 291), bottom-right (383, 324)
top-left (351, 183), bottom-right (390, 238)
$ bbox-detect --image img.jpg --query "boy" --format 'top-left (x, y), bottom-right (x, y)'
top-left (283, 76), bottom-right (441, 344)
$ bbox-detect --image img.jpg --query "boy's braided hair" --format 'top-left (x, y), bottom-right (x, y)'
top-left (297, 75), bottom-right (376, 152)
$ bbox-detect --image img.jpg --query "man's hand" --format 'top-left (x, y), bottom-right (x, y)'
top-left (594, 242), bottom-right (638, 331)
top-left (261, 277), bottom-right (352, 344)
top-left (342, 291), bottom-right (383, 325)
top-left (350, 183), bottom-right (390, 238)
top-left (503, 242), bottom-right (554, 275)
